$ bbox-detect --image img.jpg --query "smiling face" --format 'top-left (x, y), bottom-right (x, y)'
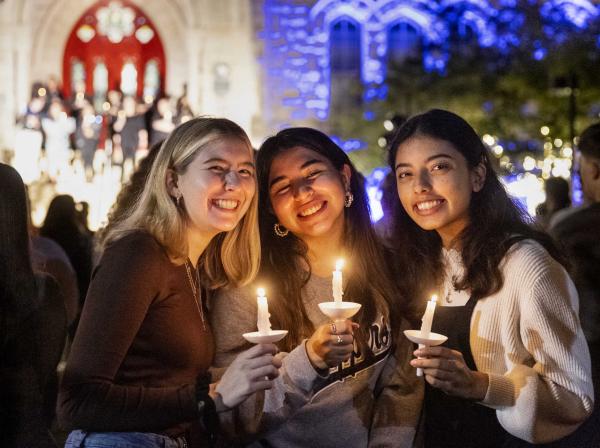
top-left (172, 137), bottom-right (256, 239)
top-left (394, 135), bottom-right (485, 247)
top-left (268, 146), bottom-right (350, 243)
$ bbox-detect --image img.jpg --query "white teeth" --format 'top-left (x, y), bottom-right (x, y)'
top-left (214, 199), bottom-right (238, 210)
top-left (299, 203), bottom-right (323, 217)
top-left (416, 200), bottom-right (442, 211)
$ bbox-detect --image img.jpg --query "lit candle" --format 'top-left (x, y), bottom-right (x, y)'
top-left (332, 259), bottom-right (344, 302)
top-left (420, 294), bottom-right (438, 338)
top-left (416, 294), bottom-right (438, 377)
top-left (256, 287), bottom-right (272, 335)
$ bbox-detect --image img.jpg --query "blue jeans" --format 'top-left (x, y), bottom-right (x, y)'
top-left (65, 430), bottom-right (187, 447)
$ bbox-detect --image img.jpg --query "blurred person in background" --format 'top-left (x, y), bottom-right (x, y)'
top-left (150, 97), bottom-right (175, 146)
top-left (553, 123), bottom-right (600, 414)
top-left (75, 101), bottom-right (101, 179)
top-left (535, 176), bottom-right (571, 230)
top-left (42, 99), bottom-right (76, 180)
top-left (40, 195), bottom-right (93, 316)
top-left (0, 163), bottom-right (67, 448)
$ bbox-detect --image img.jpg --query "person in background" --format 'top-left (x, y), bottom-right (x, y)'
top-left (113, 96), bottom-right (148, 166)
top-left (176, 83), bottom-right (194, 124)
top-left (388, 109), bottom-right (594, 447)
top-left (0, 163), bottom-right (67, 448)
top-left (40, 195), bottom-right (93, 312)
top-left (374, 170), bottom-right (399, 244)
top-left (553, 123), bottom-right (600, 414)
top-left (57, 117), bottom-right (280, 448)
top-left (150, 97), bottom-right (176, 146)
top-left (74, 101), bottom-right (101, 179)
top-left (211, 127), bottom-right (422, 447)
top-left (41, 99), bottom-right (76, 180)
top-left (535, 176), bottom-right (571, 230)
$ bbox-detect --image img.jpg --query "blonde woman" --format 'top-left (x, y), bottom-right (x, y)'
top-left (58, 118), bottom-right (281, 448)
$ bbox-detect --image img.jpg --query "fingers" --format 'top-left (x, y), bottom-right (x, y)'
top-left (424, 374), bottom-right (453, 392)
top-left (410, 356), bottom-right (457, 372)
top-left (246, 353), bottom-right (281, 370)
top-left (329, 334), bottom-right (354, 351)
top-left (415, 346), bottom-right (462, 360)
top-left (242, 343), bottom-right (278, 359)
top-left (248, 379), bottom-right (277, 392)
top-left (248, 364), bottom-right (280, 381)
top-left (328, 319), bottom-right (356, 335)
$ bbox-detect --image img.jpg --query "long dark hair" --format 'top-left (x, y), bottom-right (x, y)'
top-left (40, 195), bottom-right (83, 242)
top-left (257, 128), bottom-right (403, 352)
top-left (0, 164), bottom-right (37, 346)
top-left (387, 109), bottom-right (566, 304)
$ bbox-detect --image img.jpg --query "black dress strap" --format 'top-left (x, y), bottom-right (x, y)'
top-left (424, 296), bottom-right (512, 448)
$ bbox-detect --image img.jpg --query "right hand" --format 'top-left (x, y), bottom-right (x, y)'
top-left (306, 320), bottom-right (357, 369)
top-left (215, 343), bottom-right (282, 409)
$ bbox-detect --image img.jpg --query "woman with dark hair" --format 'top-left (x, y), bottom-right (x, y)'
top-left (388, 109), bottom-right (593, 446)
top-left (40, 194), bottom-right (93, 309)
top-left (0, 163), bottom-right (67, 447)
top-left (210, 127), bottom-right (422, 447)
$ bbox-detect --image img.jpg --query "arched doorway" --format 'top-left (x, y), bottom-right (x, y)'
top-left (62, 0), bottom-right (166, 103)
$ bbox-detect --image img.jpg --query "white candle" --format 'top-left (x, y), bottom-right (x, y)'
top-left (257, 287), bottom-right (272, 335)
top-left (416, 294), bottom-right (438, 377)
top-left (420, 294), bottom-right (438, 338)
top-left (332, 259), bottom-right (344, 302)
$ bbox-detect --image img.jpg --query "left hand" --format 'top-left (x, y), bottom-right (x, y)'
top-left (410, 346), bottom-right (489, 401)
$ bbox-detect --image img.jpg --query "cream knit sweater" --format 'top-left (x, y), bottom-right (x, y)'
top-left (441, 240), bottom-right (594, 444)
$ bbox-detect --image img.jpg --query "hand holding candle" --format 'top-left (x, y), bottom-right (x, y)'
top-left (256, 287), bottom-right (272, 335)
top-left (332, 259), bottom-right (344, 302)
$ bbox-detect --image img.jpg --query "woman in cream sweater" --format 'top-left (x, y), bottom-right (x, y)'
top-left (388, 109), bottom-right (594, 447)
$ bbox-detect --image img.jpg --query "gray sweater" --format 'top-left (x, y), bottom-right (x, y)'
top-left (210, 274), bottom-right (423, 447)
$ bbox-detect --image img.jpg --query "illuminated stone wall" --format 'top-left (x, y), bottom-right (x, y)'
top-left (258, 0), bottom-right (599, 131)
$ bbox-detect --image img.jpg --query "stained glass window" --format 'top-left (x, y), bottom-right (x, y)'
top-left (96, 1), bottom-right (135, 44)
top-left (330, 19), bottom-right (361, 72)
top-left (93, 62), bottom-right (108, 97)
top-left (120, 62), bottom-right (137, 96)
top-left (71, 59), bottom-right (86, 92)
top-left (388, 22), bottom-right (421, 67)
top-left (143, 59), bottom-right (160, 100)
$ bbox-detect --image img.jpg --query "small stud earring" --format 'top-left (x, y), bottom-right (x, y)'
top-left (176, 194), bottom-right (182, 208)
top-left (344, 191), bottom-right (354, 208)
top-left (274, 223), bottom-right (289, 237)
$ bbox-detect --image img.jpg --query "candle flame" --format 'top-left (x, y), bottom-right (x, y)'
top-left (335, 259), bottom-right (344, 271)
top-left (257, 287), bottom-right (266, 297)
top-left (431, 294), bottom-right (438, 303)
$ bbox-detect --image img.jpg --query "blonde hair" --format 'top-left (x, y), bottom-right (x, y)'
top-left (104, 117), bottom-right (260, 288)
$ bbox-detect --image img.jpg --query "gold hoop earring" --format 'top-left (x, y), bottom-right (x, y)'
top-left (344, 191), bottom-right (354, 208)
top-left (274, 223), bottom-right (289, 237)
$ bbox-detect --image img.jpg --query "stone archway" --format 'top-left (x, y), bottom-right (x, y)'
top-left (29, 0), bottom-right (193, 97)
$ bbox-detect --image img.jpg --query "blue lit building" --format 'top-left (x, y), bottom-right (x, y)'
top-left (255, 0), bottom-right (599, 219)
top-left (257, 0), bottom-right (599, 131)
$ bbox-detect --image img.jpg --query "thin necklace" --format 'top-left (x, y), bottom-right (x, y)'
top-left (184, 260), bottom-right (206, 330)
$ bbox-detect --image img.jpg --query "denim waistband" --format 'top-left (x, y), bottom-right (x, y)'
top-left (65, 429), bottom-right (188, 448)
